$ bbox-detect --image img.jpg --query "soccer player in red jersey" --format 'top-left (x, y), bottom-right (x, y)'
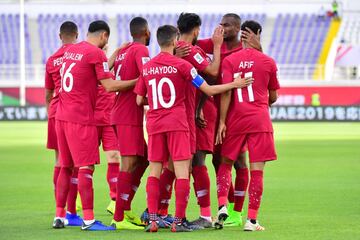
top-left (110, 16), bottom-right (150, 230)
top-left (53, 20), bottom-right (138, 231)
top-left (135, 25), bottom-right (253, 233)
top-left (45, 21), bottom-right (82, 226)
top-left (215, 20), bottom-right (280, 231)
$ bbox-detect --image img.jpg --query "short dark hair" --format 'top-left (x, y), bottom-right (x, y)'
top-left (88, 20), bottom-right (110, 35)
top-left (60, 21), bottom-right (78, 35)
top-left (157, 25), bottom-right (178, 47)
top-left (130, 17), bottom-right (148, 37)
top-left (177, 12), bottom-right (201, 34)
top-left (223, 13), bottom-right (241, 27)
top-left (241, 20), bottom-right (262, 36)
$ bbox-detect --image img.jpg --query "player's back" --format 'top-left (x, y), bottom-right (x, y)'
top-left (111, 42), bottom-right (149, 126)
top-left (223, 48), bottom-right (279, 134)
top-left (56, 41), bottom-right (111, 125)
top-left (45, 44), bottom-right (73, 119)
top-left (139, 52), bottom-right (196, 135)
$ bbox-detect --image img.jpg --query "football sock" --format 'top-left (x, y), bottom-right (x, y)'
top-left (125, 163), bottom-right (147, 210)
top-left (192, 165), bottom-right (211, 217)
top-left (175, 178), bottom-right (190, 220)
top-left (55, 167), bottom-right (72, 218)
top-left (158, 168), bottom-right (175, 216)
top-left (146, 176), bottom-right (160, 220)
top-left (248, 170), bottom-right (264, 220)
top-left (234, 168), bottom-right (249, 212)
top-left (106, 162), bottom-right (119, 201)
top-left (53, 166), bottom-right (61, 199)
top-left (66, 167), bottom-right (78, 214)
top-left (114, 171), bottom-right (132, 222)
top-left (78, 168), bottom-right (94, 221)
top-left (216, 163), bottom-right (232, 207)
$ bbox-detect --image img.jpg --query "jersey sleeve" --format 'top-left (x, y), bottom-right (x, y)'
top-left (90, 49), bottom-right (113, 81)
top-left (44, 61), bottom-right (55, 90)
top-left (268, 60), bottom-right (280, 90)
top-left (220, 57), bottom-right (234, 84)
top-left (135, 46), bottom-right (150, 72)
top-left (181, 61), bottom-right (205, 89)
top-left (134, 73), bottom-right (147, 96)
top-left (196, 38), bottom-right (214, 54)
top-left (185, 47), bottom-right (210, 73)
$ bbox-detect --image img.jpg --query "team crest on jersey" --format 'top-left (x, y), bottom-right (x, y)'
top-left (103, 62), bottom-right (109, 72)
top-left (190, 67), bottom-right (198, 79)
top-left (194, 53), bottom-right (204, 64)
top-left (142, 57), bottom-right (151, 64)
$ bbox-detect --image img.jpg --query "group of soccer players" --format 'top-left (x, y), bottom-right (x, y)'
top-left (45, 11), bottom-right (279, 233)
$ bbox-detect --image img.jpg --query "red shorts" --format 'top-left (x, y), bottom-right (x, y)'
top-left (221, 132), bottom-right (277, 162)
top-left (148, 131), bottom-right (191, 162)
top-left (196, 100), bottom-right (217, 153)
top-left (115, 124), bottom-right (146, 157)
top-left (55, 120), bottom-right (100, 167)
top-left (47, 117), bottom-right (58, 150)
top-left (97, 125), bottom-right (118, 151)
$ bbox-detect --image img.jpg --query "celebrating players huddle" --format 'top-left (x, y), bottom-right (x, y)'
top-left (45, 12), bottom-right (279, 233)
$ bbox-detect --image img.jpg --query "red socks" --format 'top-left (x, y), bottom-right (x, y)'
top-left (192, 165), bottom-right (211, 217)
top-left (55, 167), bottom-right (72, 218)
top-left (175, 178), bottom-right (190, 220)
top-left (158, 168), bottom-right (175, 216)
top-left (234, 168), bottom-right (249, 212)
top-left (78, 168), bottom-right (94, 221)
top-left (146, 176), bottom-right (160, 221)
top-left (248, 170), bottom-right (263, 220)
top-left (216, 163), bottom-right (232, 207)
top-left (53, 166), bottom-right (61, 199)
top-left (113, 171), bottom-right (132, 221)
top-left (66, 168), bottom-right (78, 214)
top-left (124, 163), bottom-right (148, 210)
top-left (106, 163), bottom-right (119, 201)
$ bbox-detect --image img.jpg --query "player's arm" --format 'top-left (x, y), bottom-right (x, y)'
top-left (44, 66), bottom-right (54, 113)
top-left (45, 89), bottom-right (54, 112)
top-left (100, 78), bottom-right (138, 92)
top-left (108, 42), bottom-right (130, 70)
top-left (242, 27), bottom-right (262, 52)
top-left (269, 90), bottom-right (278, 105)
top-left (268, 61), bottom-right (280, 105)
top-left (202, 26), bottom-right (223, 78)
top-left (216, 90), bottom-right (232, 145)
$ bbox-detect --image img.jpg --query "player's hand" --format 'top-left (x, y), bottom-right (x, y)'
top-left (212, 25), bottom-right (224, 47)
top-left (242, 27), bottom-right (262, 51)
top-left (175, 44), bottom-right (191, 58)
top-left (233, 74), bottom-right (254, 88)
top-left (102, 44), bottom-right (109, 54)
top-left (195, 108), bottom-right (207, 128)
top-left (216, 121), bottom-right (226, 145)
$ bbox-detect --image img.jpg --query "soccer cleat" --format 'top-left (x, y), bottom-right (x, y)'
top-left (81, 220), bottom-right (115, 231)
top-left (157, 218), bottom-right (171, 228)
top-left (145, 221), bottom-right (159, 232)
top-left (106, 200), bottom-right (116, 215)
top-left (65, 212), bottom-right (83, 226)
top-left (140, 208), bottom-right (150, 225)
top-left (125, 210), bottom-right (145, 226)
top-left (52, 218), bottom-right (65, 229)
top-left (214, 205), bottom-right (228, 230)
top-left (189, 217), bottom-right (213, 228)
top-left (181, 218), bottom-right (204, 230)
top-left (224, 210), bottom-right (243, 227)
top-left (160, 214), bottom-right (174, 224)
top-left (243, 219), bottom-right (265, 231)
top-left (170, 220), bottom-right (193, 232)
top-left (110, 219), bottom-right (144, 230)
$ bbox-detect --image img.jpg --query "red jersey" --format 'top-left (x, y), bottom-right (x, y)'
top-left (55, 41), bottom-right (112, 125)
top-left (197, 38), bottom-right (243, 62)
top-left (111, 42), bottom-right (150, 126)
top-left (134, 52), bottom-right (198, 135)
top-left (95, 84), bottom-right (116, 126)
top-left (221, 48), bottom-right (280, 134)
top-left (45, 43), bottom-right (73, 119)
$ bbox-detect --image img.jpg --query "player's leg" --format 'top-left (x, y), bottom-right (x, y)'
top-left (47, 118), bottom-right (60, 200)
top-left (65, 167), bottom-right (82, 226)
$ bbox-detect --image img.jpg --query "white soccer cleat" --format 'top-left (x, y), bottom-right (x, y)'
top-left (243, 219), bottom-right (265, 231)
top-left (214, 205), bottom-right (228, 230)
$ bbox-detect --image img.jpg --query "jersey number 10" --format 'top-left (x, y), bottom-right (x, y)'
top-left (149, 77), bottom-right (176, 109)
top-left (234, 72), bottom-right (254, 102)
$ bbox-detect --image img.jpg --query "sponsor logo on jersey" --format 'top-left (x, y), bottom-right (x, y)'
top-left (190, 67), bottom-right (198, 79)
top-left (142, 57), bottom-right (151, 64)
top-left (194, 53), bottom-right (204, 64)
top-left (103, 62), bottom-right (109, 72)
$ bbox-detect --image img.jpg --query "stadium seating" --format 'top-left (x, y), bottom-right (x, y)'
top-left (338, 15), bottom-right (360, 44)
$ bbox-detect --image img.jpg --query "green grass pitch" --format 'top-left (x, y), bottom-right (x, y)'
top-left (0, 122), bottom-right (359, 239)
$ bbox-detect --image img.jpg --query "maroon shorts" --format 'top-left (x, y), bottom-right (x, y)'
top-left (148, 131), bottom-right (191, 162)
top-left (115, 124), bottom-right (146, 157)
top-left (47, 117), bottom-right (58, 150)
top-left (55, 120), bottom-right (100, 167)
top-left (221, 132), bottom-right (277, 162)
top-left (97, 125), bottom-right (118, 151)
top-left (196, 100), bottom-right (217, 153)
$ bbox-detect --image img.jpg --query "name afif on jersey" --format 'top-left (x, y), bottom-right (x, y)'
top-left (143, 66), bottom-right (178, 76)
top-left (239, 61), bottom-right (254, 69)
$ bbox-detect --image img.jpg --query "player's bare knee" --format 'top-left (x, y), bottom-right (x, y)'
top-left (79, 165), bottom-right (94, 171)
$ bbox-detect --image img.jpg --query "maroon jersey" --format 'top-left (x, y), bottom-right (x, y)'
top-left (45, 44), bottom-right (73, 119)
top-left (134, 52), bottom-right (199, 135)
top-left (197, 38), bottom-right (243, 62)
top-left (111, 42), bottom-right (150, 126)
top-left (221, 48), bottom-right (280, 134)
top-left (95, 84), bottom-right (116, 126)
top-left (55, 41), bottom-right (112, 125)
